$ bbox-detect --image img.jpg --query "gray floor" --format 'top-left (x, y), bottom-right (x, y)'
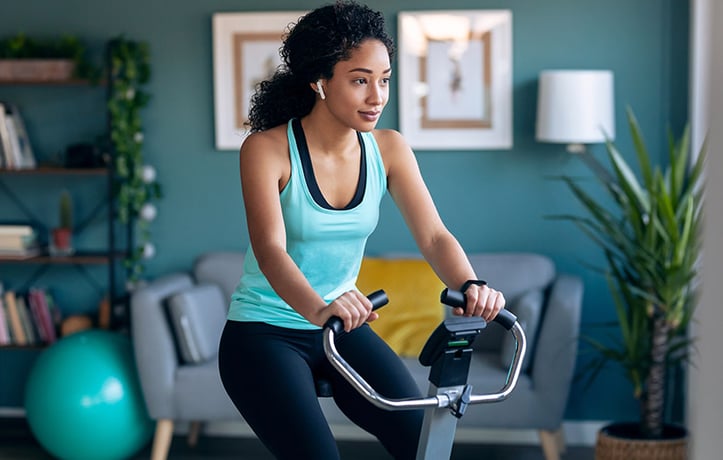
top-left (0, 417), bottom-right (595, 459)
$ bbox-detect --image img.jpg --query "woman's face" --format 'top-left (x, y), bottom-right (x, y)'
top-left (322, 39), bottom-right (391, 132)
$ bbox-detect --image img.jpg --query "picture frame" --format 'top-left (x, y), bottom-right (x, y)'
top-left (212, 11), bottom-right (306, 150)
top-left (398, 10), bottom-right (513, 150)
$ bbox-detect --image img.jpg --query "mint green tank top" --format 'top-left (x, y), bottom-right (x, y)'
top-left (227, 119), bottom-right (388, 329)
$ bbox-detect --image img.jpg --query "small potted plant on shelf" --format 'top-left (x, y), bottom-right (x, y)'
top-left (50, 190), bottom-right (74, 256)
top-left (0, 33), bottom-right (101, 82)
top-left (554, 108), bottom-right (705, 459)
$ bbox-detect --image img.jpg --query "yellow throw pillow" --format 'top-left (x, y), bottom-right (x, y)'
top-left (356, 257), bottom-right (446, 357)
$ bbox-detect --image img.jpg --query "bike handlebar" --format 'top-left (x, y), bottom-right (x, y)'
top-left (322, 289), bottom-right (527, 412)
top-left (323, 289), bottom-right (389, 335)
top-left (439, 288), bottom-right (517, 330)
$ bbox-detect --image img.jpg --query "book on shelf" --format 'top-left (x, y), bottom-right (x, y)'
top-left (3, 290), bottom-right (27, 345)
top-left (0, 247), bottom-right (41, 260)
top-left (26, 291), bottom-right (47, 343)
top-left (0, 232), bottom-right (35, 245)
top-left (0, 231), bottom-right (38, 250)
top-left (16, 295), bottom-right (39, 345)
top-left (7, 103), bottom-right (36, 169)
top-left (44, 290), bottom-right (62, 336)
top-left (0, 102), bottom-right (36, 170)
top-left (0, 224), bottom-right (40, 258)
top-left (0, 295), bottom-right (10, 345)
top-left (36, 289), bottom-right (58, 343)
top-left (0, 289), bottom-right (60, 346)
top-left (0, 224), bottom-right (35, 236)
top-left (0, 103), bottom-right (13, 169)
top-left (28, 288), bottom-right (56, 344)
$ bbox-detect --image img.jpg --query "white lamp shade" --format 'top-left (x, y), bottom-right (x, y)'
top-left (536, 70), bottom-right (615, 144)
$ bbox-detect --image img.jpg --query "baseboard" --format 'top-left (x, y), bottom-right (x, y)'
top-left (1, 405), bottom-right (605, 447)
top-left (0, 407), bottom-right (25, 417)
top-left (194, 419), bottom-right (608, 447)
top-left (560, 420), bottom-right (608, 446)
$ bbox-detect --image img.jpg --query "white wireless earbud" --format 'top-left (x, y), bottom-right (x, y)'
top-left (316, 79), bottom-right (326, 100)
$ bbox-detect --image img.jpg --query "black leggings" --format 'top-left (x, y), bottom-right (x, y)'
top-left (218, 320), bottom-right (423, 460)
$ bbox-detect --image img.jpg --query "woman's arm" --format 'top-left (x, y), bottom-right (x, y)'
top-left (375, 130), bottom-right (505, 321)
top-left (239, 130), bottom-right (375, 330)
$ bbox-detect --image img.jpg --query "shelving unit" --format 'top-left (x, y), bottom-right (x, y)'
top-left (0, 165), bottom-right (124, 301)
top-left (0, 68), bottom-right (129, 409)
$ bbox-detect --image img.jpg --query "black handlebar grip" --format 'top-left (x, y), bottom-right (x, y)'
top-left (440, 288), bottom-right (517, 331)
top-left (323, 289), bottom-right (389, 335)
top-left (367, 289), bottom-right (389, 310)
top-left (440, 288), bottom-right (466, 308)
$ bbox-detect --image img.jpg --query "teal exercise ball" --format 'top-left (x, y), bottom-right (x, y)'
top-left (24, 329), bottom-right (154, 460)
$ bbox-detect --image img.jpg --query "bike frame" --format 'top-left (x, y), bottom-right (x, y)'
top-left (323, 290), bottom-right (527, 460)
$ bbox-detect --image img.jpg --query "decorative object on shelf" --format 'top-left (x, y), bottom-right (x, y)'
top-left (397, 10), bottom-right (513, 150)
top-left (63, 142), bottom-right (106, 168)
top-left (107, 37), bottom-right (161, 284)
top-left (49, 189), bottom-right (74, 256)
top-left (0, 33), bottom-right (101, 82)
top-left (59, 314), bottom-right (93, 337)
top-left (553, 108), bottom-right (705, 458)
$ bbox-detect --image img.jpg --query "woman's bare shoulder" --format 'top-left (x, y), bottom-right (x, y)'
top-left (371, 128), bottom-right (407, 149)
top-left (241, 124), bottom-right (289, 156)
top-left (371, 128), bottom-right (415, 168)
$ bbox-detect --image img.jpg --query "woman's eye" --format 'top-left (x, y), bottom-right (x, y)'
top-left (354, 78), bottom-right (367, 85)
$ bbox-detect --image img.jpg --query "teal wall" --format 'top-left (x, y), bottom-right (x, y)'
top-left (0, 0), bottom-right (689, 422)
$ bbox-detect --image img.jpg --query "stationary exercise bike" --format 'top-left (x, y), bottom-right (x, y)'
top-left (323, 289), bottom-right (527, 460)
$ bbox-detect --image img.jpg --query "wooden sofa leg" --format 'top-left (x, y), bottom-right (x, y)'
top-left (187, 421), bottom-right (202, 447)
top-left (151, 419), bottom-right (174, 460)
top-left (555, 428), bottom-right (567, 454)
top-left (539, 429), bottom-right (563, 460)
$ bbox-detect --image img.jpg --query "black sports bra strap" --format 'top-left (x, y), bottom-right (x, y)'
top-left (291, 118), bottom-right (366, 210)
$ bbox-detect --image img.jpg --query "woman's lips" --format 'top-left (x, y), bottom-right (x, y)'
top-left (359, 111), bottom-right (381, 122)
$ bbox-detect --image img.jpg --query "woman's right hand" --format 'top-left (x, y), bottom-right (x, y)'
top-left (321, 290), bottom-right (379, 332)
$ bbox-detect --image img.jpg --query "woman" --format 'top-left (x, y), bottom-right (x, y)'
top-left (218, 2), bottom-right (505, 459)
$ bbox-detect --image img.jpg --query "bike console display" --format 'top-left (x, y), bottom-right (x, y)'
top-left (418, 316), bottom-right (487, 388)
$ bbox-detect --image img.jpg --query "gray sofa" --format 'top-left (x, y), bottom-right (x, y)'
top-left (130, 251), bottom-right (583, 460)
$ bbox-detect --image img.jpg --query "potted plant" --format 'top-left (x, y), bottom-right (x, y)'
top-left (50, 190), bottom-right (74, 256)
top-left (555, 108), bottom-right (705, 459)
top-left (0, 33), bottom-right (100, 82)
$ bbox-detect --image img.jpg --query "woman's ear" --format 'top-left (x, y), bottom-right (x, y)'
top-left (313, 79), bottom-right (326, 100)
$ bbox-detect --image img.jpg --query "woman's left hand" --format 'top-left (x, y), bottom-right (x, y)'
top-left (453, 284), bottom-right (506, 322)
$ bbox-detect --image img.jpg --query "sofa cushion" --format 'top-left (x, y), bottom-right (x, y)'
top-left (166, 284), bottom-right (227, 364)
top-left (467, 253), bottom-right (554, 353)
top-left (193, 251), bottom-right (245, 303)
top-left (499, 288), bottom-right (544, 372)
top-left (467, 253), bottom-right (555, 300)
top-left (356, 257), bottom-right (445, 357)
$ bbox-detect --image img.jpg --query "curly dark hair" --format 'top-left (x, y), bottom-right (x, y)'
top-left (246, 1), bottom-right (395, 132)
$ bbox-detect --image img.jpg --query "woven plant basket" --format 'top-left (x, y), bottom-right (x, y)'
top-left (595, 422), bottom-right (688, 460)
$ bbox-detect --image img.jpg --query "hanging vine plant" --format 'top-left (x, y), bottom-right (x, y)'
top-left (107, 37), bottom-right (161, 285)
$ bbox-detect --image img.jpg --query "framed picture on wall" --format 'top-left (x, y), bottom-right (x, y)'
top-left (212, 11), bottom-right (305, 150)
top-left (398, 10), bottom-right (513, 150)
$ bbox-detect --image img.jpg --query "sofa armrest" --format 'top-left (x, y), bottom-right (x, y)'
top-left (130, 273), bottom-right (195, 419)
top-left (530, 274), bottom-right (583, 422)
